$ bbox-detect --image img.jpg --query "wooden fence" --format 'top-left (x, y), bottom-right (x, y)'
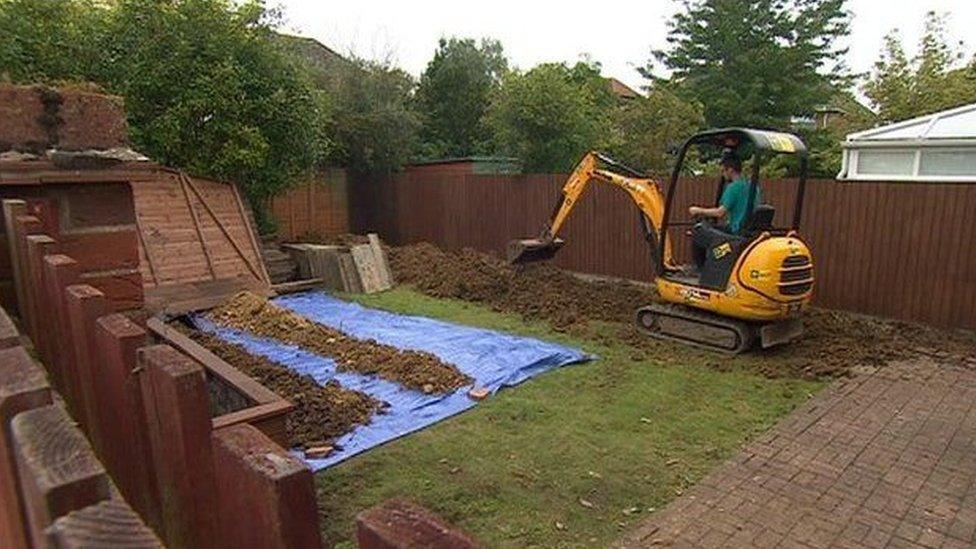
top-left (349, 173), bottom-right (976, 331)
top-left (269, 169), bottom-right (350, 241)
top-left (0, 198), bottom-right (322, 548)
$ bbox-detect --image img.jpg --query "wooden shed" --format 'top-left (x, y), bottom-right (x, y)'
top-left (0, 160), bottom-right (270, 315)
top-left (0, 84), bottom-right (269, 317)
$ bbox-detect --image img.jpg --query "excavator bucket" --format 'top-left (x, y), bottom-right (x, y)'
top-left (507, 237), bottom-right (565, 264)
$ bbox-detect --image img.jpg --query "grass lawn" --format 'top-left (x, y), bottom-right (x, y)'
top-left (317, 288), bottom-right (823, 548)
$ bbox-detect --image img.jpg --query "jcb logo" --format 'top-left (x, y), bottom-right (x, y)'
top-left (712, 243), bottom-right (732, 259)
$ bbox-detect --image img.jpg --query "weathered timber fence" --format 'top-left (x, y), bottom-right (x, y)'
top-left (349, 173), bottom-right (976, 331)
top-left (268, 169), bottom-right (350, 241)
top-left (0, 198), bottom-right (323, 548)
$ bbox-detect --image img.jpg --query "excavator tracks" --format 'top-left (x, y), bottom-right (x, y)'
top-left (635, 303), bottom-right (756, 355)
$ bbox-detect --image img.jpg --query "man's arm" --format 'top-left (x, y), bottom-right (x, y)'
top-left (689, 205), bottom-right (727, 220)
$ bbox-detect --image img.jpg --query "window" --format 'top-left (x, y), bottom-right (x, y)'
top-left (918, 149), bottom-right (976, 177)
top-left (855, 149), bottom-right (915, 176)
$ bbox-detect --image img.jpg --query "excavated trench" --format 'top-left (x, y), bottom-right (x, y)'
top-left (208, 291), bottom-right (472, 394)
top-left (389, 242), bottom-right (976, 379)
top-left (179, 325), bottom-right (384, 449)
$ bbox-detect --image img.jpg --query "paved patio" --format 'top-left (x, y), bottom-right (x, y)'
top-left (618, 359), bottom-right (976, 548)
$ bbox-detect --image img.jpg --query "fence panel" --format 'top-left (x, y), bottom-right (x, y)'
top-left (349, 172), bottom-right (976, 330)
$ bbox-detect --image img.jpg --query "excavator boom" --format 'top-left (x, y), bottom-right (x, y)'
top-left (507, 152), bottom-right (673, 268)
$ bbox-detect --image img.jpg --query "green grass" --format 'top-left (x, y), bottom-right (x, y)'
top-left (317, 288), bottom-right (822, 548)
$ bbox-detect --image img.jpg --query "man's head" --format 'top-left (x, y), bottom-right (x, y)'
top-left (721, 151), bottom-right (742, 180)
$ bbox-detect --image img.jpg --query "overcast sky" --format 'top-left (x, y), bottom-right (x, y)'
top-left (276, 0), bottom-right (975, 101)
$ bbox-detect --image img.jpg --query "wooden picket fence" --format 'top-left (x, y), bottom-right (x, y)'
top-left (0, 199), bottom-right (322, 549)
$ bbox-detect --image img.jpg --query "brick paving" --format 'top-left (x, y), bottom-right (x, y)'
top-left (618, 359), bottom-right (976, 548)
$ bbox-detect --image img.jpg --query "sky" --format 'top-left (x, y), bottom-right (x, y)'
top-left (275, 0), bottom-right (976, 100)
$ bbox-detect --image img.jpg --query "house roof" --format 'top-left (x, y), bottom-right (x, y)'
top-left (608, 78), bottom-right (641, 100)
top-left (847, 102), bottom-right (976, 142)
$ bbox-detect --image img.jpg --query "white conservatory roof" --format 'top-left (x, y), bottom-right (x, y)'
top-left (847, 102), bottom-right (976, 142)
top-left (838, 103), bottom-right (976, 182)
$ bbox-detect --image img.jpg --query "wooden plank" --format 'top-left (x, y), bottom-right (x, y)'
top-left (231, 183), bottom-right (272, 285)
top-left (11, 404), bottom-right (111, 547)
top-left (351, 244), bottom-right (382, 293)
top-left (272, 278), bottom-right (325, 295)
top-left (2, 200), bottom-right (28, 319)
top-left (180, 172), bottom-right (264, 284)
top-left (134, 216), bottom-right (159, 286)
top-left (338, 253), bottom-right (362, 293)
top-left (179, 173), bottom-right (217, 280)
top-left (367, 233), bottom-right (393, 289)
top-left (46, 499), bottom-right (163, 548)
top-left (58, 229), bottom-right (139, 272)
top-left (146, 318), bottom-right (284, 407)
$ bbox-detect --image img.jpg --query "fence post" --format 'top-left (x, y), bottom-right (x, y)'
top-left (94, 313), bottom-right (159, 529)
top-left (42, 254), bottom-right (80, 404)
top-left (14, 216), bottom-right (45, 341)
top-left (23, 234), bottom-right (58, 370)
top-left (2, 200), bottom-right (27, 320)
top-left (0, 345), bottom-right (52, 549)
top-left (212, 423), bottom-right (323, 549)
top-left (63, 285), bottom-right (110, 449)
top-left (10, 403), bottom-right (111, 547)
top-left (45, 499), bottom-right (163, 548)
top-left (138, 344), bottom-right (217, 548)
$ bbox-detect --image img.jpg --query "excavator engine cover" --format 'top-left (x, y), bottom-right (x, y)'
top-left (507, 237), bottom-right (565, 265)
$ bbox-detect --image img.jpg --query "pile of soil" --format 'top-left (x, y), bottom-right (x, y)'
top-left (389, 243), bottom-right (657, 330)
top-left (181, 326), bottom-right (383, 449)
top-left (209, 292), bottom-right (472, 394)
top-left (390, 243), bottom-right (976, 379)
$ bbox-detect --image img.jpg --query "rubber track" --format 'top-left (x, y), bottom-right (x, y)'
top-left (635, 303), bottom-right (755, 355)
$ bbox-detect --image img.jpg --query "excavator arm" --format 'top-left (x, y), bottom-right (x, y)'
top-left (507, 151), bottom-right (675, 269)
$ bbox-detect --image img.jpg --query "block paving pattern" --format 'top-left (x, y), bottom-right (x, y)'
top-left (619, 359), bottom-right (976, 548)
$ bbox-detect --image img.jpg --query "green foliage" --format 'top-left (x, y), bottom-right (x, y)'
top-left (864, 12), bottom-right (976, 123)
top-left (648, 0), bottom-right (852, 128)
top-left (486, 61), bottom-right (616, 172)
top-left (415, 37), bottom-right (507, 158)
top-left (608, 87), bottom-right (704, 174)
top-left (0, 0), bottom-right (329, 229)
top-left (326, 58), bottom-right (421, 174)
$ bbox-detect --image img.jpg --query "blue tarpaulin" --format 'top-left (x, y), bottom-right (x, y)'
top-left (193, 291), bottom-right (591, 471)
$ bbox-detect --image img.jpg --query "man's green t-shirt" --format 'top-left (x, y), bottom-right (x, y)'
top-left (720, 177), bottom-right (760, 234)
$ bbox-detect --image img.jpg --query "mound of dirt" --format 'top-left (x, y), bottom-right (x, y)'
top-left (209, 292), bottom-right (472, 394)
top-left (181, 326), bottom-right (383, 449)
top-left (389, 243), bottom-right (657, 330)
top-left (390, 243), bottom-right (976, 379)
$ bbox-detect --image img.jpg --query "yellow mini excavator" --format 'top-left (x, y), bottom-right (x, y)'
top-left (508, 128), bottom-right (814, 354)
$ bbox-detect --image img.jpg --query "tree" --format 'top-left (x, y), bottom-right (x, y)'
top-left (0, 0), bottom-right (330, 230)
top-left (608, 87), bottom-right (704, 174)
top-left (864, 12), bottom-right (976, 123)
top-left (487, 61), bottom-right (616, 172)
top-left (327, 58), bottom-right (421, 174)
top-left (648, 0), bottom-right (852, 128)
top-left (415, 37), bottom-right (506, 158)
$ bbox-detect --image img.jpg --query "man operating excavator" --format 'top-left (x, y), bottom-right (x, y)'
top-left (688, 151), bottom-right (761, 271)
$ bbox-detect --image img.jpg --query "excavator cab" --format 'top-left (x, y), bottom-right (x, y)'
top-left (659, 128), bottom-right (809, 290)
